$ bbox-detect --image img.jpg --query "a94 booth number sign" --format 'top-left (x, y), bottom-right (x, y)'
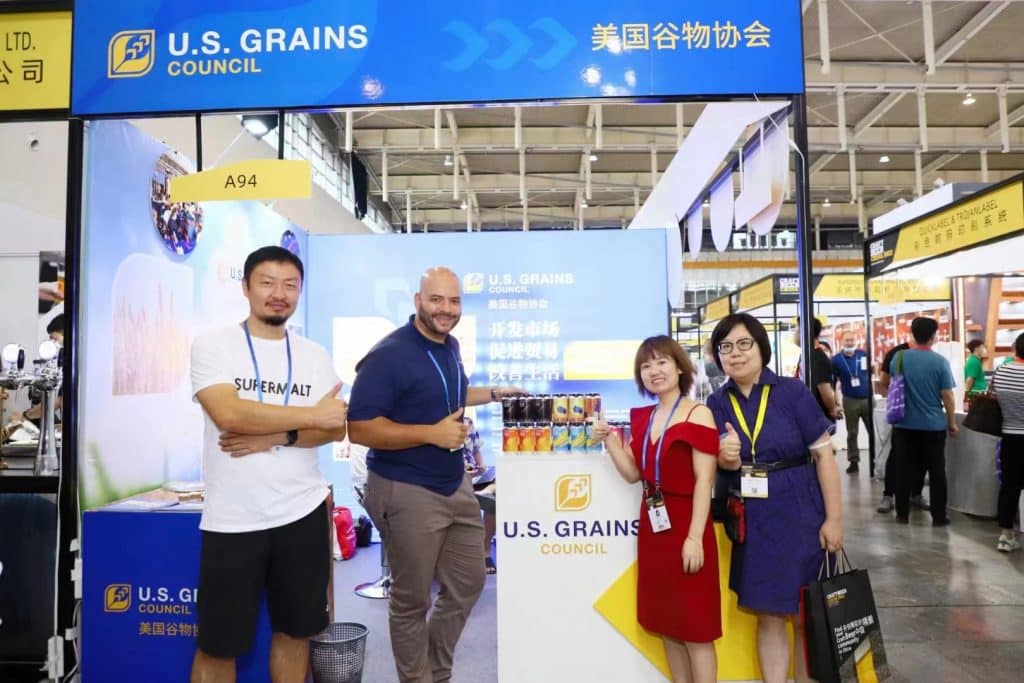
top-left (224, 173), bottom-right (257, 189)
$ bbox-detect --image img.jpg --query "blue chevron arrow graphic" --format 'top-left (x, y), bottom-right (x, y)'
top-left (531, 18), bottom-right (577, 70)
top-left (486, 19), bottom-right (532, 71)
top-left (443, 20), bottom-right (489, 72)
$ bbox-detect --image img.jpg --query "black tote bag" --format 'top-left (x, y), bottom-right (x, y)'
top-left (963, 393), bottom-right (1003, 436)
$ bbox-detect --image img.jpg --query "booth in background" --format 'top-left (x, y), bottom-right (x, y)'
top-left (865, 173), bottom-right (1024, 517)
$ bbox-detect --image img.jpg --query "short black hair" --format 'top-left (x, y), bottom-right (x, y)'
top-left (46, 314), bottom-right (65, 335)
top-left (811, 317), bottom-right (823, 338)
top-left (709, 313), bottom-right (772, 372)
top-left (967, 339), bottom-right (985, 353)
top-left (243, 246), bottom-right (304, 285)
top-left (911, 317), bottom-right (939, 345)
top-left (1014, 333), bottom-right (1024, 359)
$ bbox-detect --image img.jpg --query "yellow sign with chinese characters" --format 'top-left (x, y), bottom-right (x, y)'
top-left (870, 279), bottom-right (951, 304)
top-left (815, 275), bottom-right (865, 301)
top-left (737, 278), bottom-right (774, 311)
top-left (0, 11), bottom-right (71, 112)
top-left (168, 159), bottom-right (312, 202)
top-left (704, 297), bottom-right (731, 322)
top-left (892, 180), bottom-right (1024, 265)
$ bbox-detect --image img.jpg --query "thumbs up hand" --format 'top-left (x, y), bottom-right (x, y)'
top-left (432, 407), bottom-right (470, 450)
top-left (719, 422), bottom-right (742, 471)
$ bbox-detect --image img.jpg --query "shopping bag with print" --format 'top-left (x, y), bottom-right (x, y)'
top-left (801, 551), bottom-right (890, 683)
top-left (885, 351), bottom-right (906, 424)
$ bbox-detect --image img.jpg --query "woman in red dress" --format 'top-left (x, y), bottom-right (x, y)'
top-left (593, 335), bottom-right (721, 683)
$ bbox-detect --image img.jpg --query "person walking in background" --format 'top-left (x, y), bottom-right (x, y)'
top-left (796, 318), bottom-right (842, 422)
top-left (347, 266), bottom-right (520, 683)
top-left (593, 335), bottom-right (721, 683)
top-left (964, 339), bottom-right (989, 398)
top-left (832, 330), bottom-right (871, 474)
top-left (708, 314), bottom-right (843, 683)
top-left (889, 317), bottom-right (957, 526)
top-left (991, 333), bottom-right (1024, 552)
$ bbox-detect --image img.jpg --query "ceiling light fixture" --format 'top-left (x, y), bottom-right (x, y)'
top-left (240, 113), bottom-right (279, 139)
top-left (589, 153), bottom-right (598, 162)
top-left (581, 199), bottom-right (588, 208)
top-left (443, 155), bottom-right (453, 167)
top-left (823, 197), bottom-right (831, 207)
top-left (879, 155), bottom-right (891, 164)
top-left (962, 92), bottom-right (976, 106)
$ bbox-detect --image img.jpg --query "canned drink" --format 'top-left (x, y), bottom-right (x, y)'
top-left (514, 396), bottom-right (529, 421)
top-left (502, 424), bottom-right (520, 452)
top-left (527, 395), bottom-right (544, 421)
top-left (609, 424), bottom-right (624, 445)
top-left (540, 395), bottom-right (554, 422)
top-left (501, 397), bottom-right (516, 424)
top-left (569, 394), bottom-right (586, 421)
top-left (552, 424), bottom-right (571, 451)
top-left (519, 423), bottom-right (537, 452)
top-left (552, 395), bottom-right (569, 424)
top-left (584, 393), bottom-right (602, 419)
top-left (585, 422), bottom-right (603, 451)
top-left (534, 424), bottom-right (553, 452)
top-left (569, 423), bottom-right (586, 451)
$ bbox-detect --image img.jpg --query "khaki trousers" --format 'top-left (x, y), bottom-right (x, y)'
top-left (364, 470), bottom-right (485, 683)
top-left (842, 396), bottom-right (871, 463)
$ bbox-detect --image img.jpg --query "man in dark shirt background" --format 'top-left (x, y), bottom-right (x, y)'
top-left (797, 318), bottom-right (841, 421)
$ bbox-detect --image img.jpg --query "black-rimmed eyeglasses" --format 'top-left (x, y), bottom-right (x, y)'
top-left (717, 338), bottom-right (755, 355)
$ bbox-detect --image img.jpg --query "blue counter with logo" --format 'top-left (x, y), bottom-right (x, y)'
top-left (82, 504), bottom-right (272, 682)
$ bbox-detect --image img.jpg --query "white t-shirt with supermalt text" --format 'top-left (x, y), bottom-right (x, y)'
top-left (190, 324), bottom-right (338, 532)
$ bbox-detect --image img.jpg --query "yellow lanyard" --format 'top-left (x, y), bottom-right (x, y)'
top-left (728, 385), bottom-right (771, 462)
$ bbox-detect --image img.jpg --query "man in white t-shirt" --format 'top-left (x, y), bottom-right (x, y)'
top-left (189, 246), bottom-right (347, 683)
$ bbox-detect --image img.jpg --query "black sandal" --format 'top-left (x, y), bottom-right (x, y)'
top-left (485, 557), bottom-right (496, 575)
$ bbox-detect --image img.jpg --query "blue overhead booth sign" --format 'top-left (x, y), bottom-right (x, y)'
top-left (71, 0), bottom-right (804, 115)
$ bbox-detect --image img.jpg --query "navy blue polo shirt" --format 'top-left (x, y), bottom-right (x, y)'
top-left (831, 350), bottom-right (870, 399)
top-left (348, 316), bottom-right (469, 496)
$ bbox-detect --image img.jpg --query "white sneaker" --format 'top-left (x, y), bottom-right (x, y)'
top-left (997, 536), bottom-right (1021, 553)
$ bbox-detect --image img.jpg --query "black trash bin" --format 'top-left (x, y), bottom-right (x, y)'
top-left (309, 622), bottom-right (369, 683)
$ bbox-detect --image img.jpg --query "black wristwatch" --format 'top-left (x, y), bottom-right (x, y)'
top-left (285, 429), bottom-right (299, 446)
top-left (490, 388), bottom-right (500, 402)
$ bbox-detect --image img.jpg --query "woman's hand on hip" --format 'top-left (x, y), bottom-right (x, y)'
top-left (819, 517), bottom-right (844, 553)
top-left (682, 536), bottom-right (704, 574)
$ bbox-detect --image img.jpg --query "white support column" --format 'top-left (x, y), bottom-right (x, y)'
top-left (434, 108), bottom-right (442, 150)
top-left (917, 88), bottom-right (929, 152)
top-left (522, 200), bottom-right (529, 232)
top-left (980, 149), bottom-right (990, 182)
top-left (405, 191), bottom-right (412, 233)
top-left (857, 193), bottom-right (866, 237)
top-left (514, 106), bottom-right (523, 151)
top-left (998, 86), bottom-right (1010, 153)
top-left (650, 144), bottom-right (658, 188)
top-left (922, 0), bottom-right (936, 75)
top-left (818, 0), bottom-right (831, 74)
top-left (634, 187), bottom-right (641, 217)
top-left (466, 198), bottom-right (472, 232)
top-left (914, 149), bottom-right (923, 197)
top-left (848, 148), bottom-right (857, 200)
top-left (381, 148), bottom-right (389, 203)
top-left (452, 146), bottom-right (460, 200)
top-left (595, 104), bottom-right (603, 150)
top-left (837, 86), bottom-right (847, 151)
top-left (585, 149), bottom-right (593, 201)
top-left (675, 103), bottom-right (685, 147)
top-left (519, 148), bottom-right (527, 204)
top-left (814, 215), bottom-right (822, 251)
top-left (344, 110), bottom-right (353, 152)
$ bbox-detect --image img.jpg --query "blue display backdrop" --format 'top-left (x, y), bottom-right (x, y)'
top-left (82, 510), bottom-right (272, 682)
top-left (306, 230), bottom-right (667, 492)
top-left (71, 0), bottom-right (804, 115)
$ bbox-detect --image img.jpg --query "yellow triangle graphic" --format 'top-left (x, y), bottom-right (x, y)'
top-left (856, 649), bottom-right (879, 683)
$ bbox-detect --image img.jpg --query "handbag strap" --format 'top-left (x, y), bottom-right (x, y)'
top-left (817, 548), bottom-right (853, 580)
top-left (894, 350), bottom-right (904, 376)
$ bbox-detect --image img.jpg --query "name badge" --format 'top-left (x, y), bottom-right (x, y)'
top-left (859, 356), bottom-right (867, 371)
top-left (645, 491), bottom-right (672, 533)
top-left (741, 466), bottom-right (769, 499)
top-left (850, 377), bottom-right (861, 388)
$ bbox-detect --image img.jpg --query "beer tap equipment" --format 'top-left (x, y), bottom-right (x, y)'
top-left (1, 340), bottom-right (62, 475)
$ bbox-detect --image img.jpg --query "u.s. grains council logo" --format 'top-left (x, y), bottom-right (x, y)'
top-left (555, 475), bottom-right (591, 512)
top-left (108, 30), bottom-right (156, 78)
top-left (462, 273), bottom-right (485, 294)
top-left (104, 583), bottom-right (132, 612)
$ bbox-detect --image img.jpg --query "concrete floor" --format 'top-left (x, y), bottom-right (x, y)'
top-left (332, 462), bottom-right (1024, 682)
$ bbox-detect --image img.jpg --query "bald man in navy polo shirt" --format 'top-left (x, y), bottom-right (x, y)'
top-left (347, 267), bottom-right (519, 683)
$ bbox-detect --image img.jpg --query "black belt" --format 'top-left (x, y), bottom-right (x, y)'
top-left (749, 455), bottom-right (814, 473)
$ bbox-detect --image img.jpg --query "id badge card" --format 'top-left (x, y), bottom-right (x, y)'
top-left (645, 490), bottom-right (672, 533)
top-left (741, 466), bottom-right (769, 499)
top-left (859, 356), bottom-right (868, 371)
top-left (850, 377), bottom-right (861, 388)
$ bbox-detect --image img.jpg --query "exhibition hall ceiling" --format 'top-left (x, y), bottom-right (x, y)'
top-left (310, 1), bottom-right (1024, 232)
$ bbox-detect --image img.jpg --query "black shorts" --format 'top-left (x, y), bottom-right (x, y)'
top-left (196, 500), bottom-right (330, 658)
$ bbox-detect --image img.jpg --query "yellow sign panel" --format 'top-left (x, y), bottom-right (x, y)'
top-left (892, 180), bottom-right (1024, 264)
top-left (737, 278), bottom-right (774, 311)
top-left (0, 12), bottom-right (72, 112)
top-left (815, 275), bottom-right (865, 301)
top-left (869, 279), bottom-right (951, 303)
top-left (704, 297), bottom-right (730, 323)
top-left (169, 159), bottom-right (312, 202)
top-left (562, 340), bottom-right (639, 380)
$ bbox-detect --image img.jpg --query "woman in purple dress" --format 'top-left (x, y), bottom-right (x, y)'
top-left (706, 314), bottom-right (844, 683)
